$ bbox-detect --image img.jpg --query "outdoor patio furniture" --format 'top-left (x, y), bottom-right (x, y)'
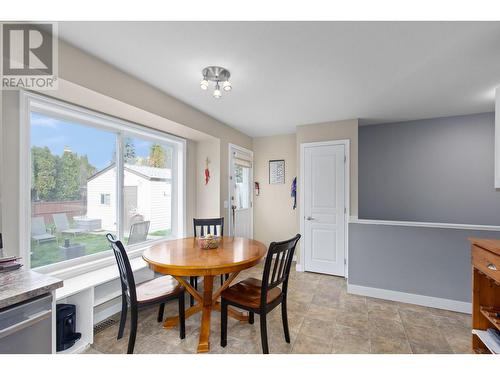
top-left (53, 213), bottom-right (86, 236)
top-left (73, 217), bottom-right (102, 231)
top-left (31, 217), bottom-right (57, 244)
top-left (127, 221), bottom-right (150, 245)
top-left (59, 239), bottom-right (86, 260)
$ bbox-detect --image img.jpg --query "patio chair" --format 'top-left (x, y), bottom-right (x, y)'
top-left (31, 217), bottom-right (57, 244)
top-left (52, 213), bottom-right (86, 236)
top-left (127, 221), bottom-right (150, 245)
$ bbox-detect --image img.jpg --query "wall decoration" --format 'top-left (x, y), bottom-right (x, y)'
top-left (204, 157), bottom-right (210, 185)
top-left (269, 159), bottom-right (285, 184)
top-left (254, 181), bottom-right (260, 196)
top-left (291, 177), bottom-right (297, 209)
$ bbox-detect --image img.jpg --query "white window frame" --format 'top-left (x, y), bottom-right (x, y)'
top-left (20, 91), bottom-right (186, 275)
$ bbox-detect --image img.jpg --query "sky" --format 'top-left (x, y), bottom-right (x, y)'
top-left (30, 112), bottom-right (161, 170)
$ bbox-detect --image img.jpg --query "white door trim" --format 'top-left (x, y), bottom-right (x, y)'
top-left (298, 139), bottom-right (350, 277)
top-left (227, 143), bottom-right (254, 238)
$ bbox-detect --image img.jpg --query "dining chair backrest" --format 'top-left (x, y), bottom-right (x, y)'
top-left (31, 217), bottom-right (47, 236)
top-left (106, 233), bottom-right (137, 304)
top-left (260, 234), bottom-right (301, 305)
top-left (127, 221), bottom-right (150, 245)
top-left (193, 218), bottom-right (224, 237)
top-left (53, 213), bottom-right (70, 231)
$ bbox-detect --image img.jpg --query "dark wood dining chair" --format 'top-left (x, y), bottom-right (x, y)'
top-left (190, 217), bottom-right (225, 306)
top-left (220, 234), bottom-right (301, 354)
top-left (106, 233), bottom-right (186, 354)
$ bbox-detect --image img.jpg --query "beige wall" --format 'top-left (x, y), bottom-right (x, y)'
top-left (253, 134), bottom-right (299, 247)
top-left (196, 138), bottom-right (221, 219)
top-left (296, 119), bottom-right (359, 217)
top-left (57, 41), bottom-right (252, 223)
top-left (1, 35), bottom-right (359, 261)
top-left (251, 119), bottom-right (358, 262)
top-left (0, 37), bottom-right (247, 257)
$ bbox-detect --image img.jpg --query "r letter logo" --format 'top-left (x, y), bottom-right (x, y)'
top-left (1, 23), bottom-right (58, 90)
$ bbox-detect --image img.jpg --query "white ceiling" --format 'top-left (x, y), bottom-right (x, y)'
top-left (59, 21), bottom-right (500, 137)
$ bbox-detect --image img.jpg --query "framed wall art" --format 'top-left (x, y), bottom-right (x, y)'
top-left (269, 159), bottom-right (285, 184)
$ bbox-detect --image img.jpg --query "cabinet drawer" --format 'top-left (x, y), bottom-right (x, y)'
top-left (473, 245), bottom-right (500, 282)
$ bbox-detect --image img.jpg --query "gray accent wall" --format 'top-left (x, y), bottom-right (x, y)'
top-left (349, 223), bottom-right (500, 303)
top-left (351, 113), bottom-right (500, 308)
top-left (359, 113), bottom-right (500, 225)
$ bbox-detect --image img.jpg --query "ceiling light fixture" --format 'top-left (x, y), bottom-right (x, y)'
top-left (200, 66), bottom-right (231, 98)
top-left (222, 80), bottom-right (232, 91)
top-left (213, 82), bottom-right (222, 99)
top-left (200, 77), bottom-right (209, 90)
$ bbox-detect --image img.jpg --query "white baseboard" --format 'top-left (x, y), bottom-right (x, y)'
top-left (295, 262), bottom-right (304, 272)
top-left (347, 283), bottom-right (471, 314)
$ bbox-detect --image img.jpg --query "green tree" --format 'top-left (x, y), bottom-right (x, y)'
top-left (31, 146), bottom-right (97, 202)
top-left (55, 150), bottom-right (81, 200)
top-left (78, 154), bottom-right (96, 200)
top-left (31, 146), bottom-right (57, 200)
top-left (124, 137), bottom-right (136, 163)
top-left (149, 144), bottom-right (166, 168)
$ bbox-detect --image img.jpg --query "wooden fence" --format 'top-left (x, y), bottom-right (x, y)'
top-left (32, 200), bottom-right (86, 224)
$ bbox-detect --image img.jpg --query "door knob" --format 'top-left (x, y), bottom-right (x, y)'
top-left (487, 263), bottom-right (497, 271)
top-left (306, 216), bottom-right (315, 221)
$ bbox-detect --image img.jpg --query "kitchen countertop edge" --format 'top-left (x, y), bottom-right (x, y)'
top-left (0, 269), bottom-right (63, 310)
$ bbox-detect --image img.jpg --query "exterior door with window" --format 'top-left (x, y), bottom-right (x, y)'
top-left (229, 146), bottom-right (253, 238)
top-left (302, 142), bottom-right (347, 276)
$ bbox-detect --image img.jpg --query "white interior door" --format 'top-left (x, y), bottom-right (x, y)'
top-left (229, 146), bottom-right (253, 238)
top-left (303, 142), bottom-right (346, 276)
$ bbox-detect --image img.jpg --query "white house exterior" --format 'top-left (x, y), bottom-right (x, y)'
top-left (86, 164), bottom-right (172, 233)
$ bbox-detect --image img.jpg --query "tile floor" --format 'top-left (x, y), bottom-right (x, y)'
top-left (84, 263), bottom-right (472, 354)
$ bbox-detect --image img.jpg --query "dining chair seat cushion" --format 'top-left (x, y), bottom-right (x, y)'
top-left (136, 275), bottom-right (183, 303)
top-left (221, 277), bottom-right (281, 309)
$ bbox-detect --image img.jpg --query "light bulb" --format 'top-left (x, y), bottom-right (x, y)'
top-left (222, 80), bottom-right (232, 91)
top-left (213, 82), bottom-right (222, 98)
top-left (200, 78), bottom-right (209, 90)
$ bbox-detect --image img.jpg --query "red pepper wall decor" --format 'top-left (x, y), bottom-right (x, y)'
top-left (205, 157), bottom-right (210, 185)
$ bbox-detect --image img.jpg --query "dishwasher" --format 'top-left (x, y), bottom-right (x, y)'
top-left (0, 294), bottom-right (53, 354)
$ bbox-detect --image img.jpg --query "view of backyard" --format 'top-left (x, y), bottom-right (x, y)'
top-left (30, 111), bottom-right (174, 268)
top-left (31, 228), bottom-right (172, 268)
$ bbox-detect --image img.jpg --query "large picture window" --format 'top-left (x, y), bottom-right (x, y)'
top-left (25, 94), bottom-right (185, 269)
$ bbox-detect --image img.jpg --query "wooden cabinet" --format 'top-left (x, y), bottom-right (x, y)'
top-left (469, 238), bottom-right (500, 354)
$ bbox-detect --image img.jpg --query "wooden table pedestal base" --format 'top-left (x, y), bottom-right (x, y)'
top-left (163, 272), bottom-right (248, 353)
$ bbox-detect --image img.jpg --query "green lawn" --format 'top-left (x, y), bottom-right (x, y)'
top-left (31, 228), bottom-right (172, 268)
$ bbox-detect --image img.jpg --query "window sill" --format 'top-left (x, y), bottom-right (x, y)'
top-left (45, 247), bottom-right (144, 280)
top-left (37, 237), bottom-right (170, 280)
top-left (55, 255), bottom-right (150, 300)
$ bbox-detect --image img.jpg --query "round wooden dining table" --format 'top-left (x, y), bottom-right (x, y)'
top-left (142, 236), bottom-right (267, 353)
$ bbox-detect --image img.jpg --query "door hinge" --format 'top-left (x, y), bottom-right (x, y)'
top-left (344, 207), bottom-right (346, 214)
top-left (344, 155), bottom-right (346, 163)
top-left (344, 258), bottom-right (347, 265)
